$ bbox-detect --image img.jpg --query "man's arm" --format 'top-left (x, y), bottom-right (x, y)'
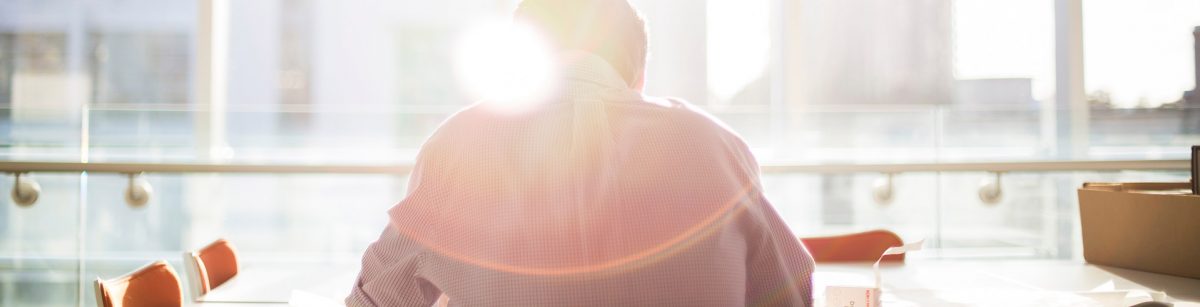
top-left (726, 134), bottom-right (815, 306)
top-left (346, 226), bottom-right (441, 307)
top-left (743, 192), bottom-right (816, 307)
top-left (347, 128), bottom-right (449, 307)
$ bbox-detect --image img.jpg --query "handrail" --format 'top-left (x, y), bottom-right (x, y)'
top-left (762, 159), bottom-right (1190, 174)
top-left (0, 161), bottom-right (414, 175)
top-left (0, 159), bottom-right (1189, 175)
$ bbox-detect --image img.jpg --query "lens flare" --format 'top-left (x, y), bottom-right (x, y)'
top-left (389, 183), bottom-right (754, 277)
top-left (455, 20), bottom-right (558, 113)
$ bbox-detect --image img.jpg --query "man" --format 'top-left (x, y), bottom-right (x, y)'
top-left (347, 0), bottom-right (814, 306)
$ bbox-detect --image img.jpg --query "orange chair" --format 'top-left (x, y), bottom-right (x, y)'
top-left (183, 238), bottom-right (240, 298)
top-left (800, 230), bottom-right (905, 263)
top-left (93, 260), bottom-right (184, 307)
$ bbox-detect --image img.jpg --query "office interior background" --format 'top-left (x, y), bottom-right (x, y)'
top-left (1, 0), bottom-right (1199, 305)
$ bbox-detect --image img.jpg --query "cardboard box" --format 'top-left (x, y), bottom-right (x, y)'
top-left (1078, 182), bottom-right (1200, 279)
top-left (1192, 145), bottom-right (1199, 194)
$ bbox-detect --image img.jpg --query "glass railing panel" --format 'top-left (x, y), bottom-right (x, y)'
top-left (757, 108), bottom-right (941, 164)
top-left (936, 171), bottom-right (1056, 259)
top-left (729, 105), bottom-right (1200, 164)
top-left (14, 104), bottom-right (1199, 167)
top-left (0, 107), bottom-right (84, 162)
top-left (82, 107), bottom-right (460, 164)
top-left (937, 107), bottom-right (1048, 161)
top-left (86, 108), bottom-right (196, 163)
top-left (0, 163), bottom-right (1191, 307)
top-left (1088, 107), bottom-right (1200, 160)
top-left (164, 173), bottom-right (404, 258)
top-left (761, 172), bottom-right (939, 247)
top-left (221, 109), bottom-right (453, 164)
top-left (934, 170), bottom-right (1191, 260)
top-left (0, 173), bottom-right (81, 307)
top-left (78, 172), bottom-right (406, 305)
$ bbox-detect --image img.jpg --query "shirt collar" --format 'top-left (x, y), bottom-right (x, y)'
top-left (558, 51), bottom-right (641, 103)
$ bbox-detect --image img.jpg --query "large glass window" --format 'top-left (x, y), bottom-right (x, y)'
top-left (1083, 0), bottom-right (1200, 159)
top-left (1084, 0), bottom-right (1200, 108)
top-left (1, 0), bottom-right (1197, 306)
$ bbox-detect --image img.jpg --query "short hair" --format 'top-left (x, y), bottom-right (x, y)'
top-left (515, 0), bottom-right (648, 87)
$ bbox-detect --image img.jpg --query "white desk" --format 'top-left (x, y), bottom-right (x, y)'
top-left (192, 260), bottom-right (1200, 306)
top-left (192, 265), bottom-right (358, 306)
top-left (817, 260), bottom-right (1200, 306)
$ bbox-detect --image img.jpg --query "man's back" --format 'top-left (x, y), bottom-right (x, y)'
top-left (347, 55), bottom-right (814, 306)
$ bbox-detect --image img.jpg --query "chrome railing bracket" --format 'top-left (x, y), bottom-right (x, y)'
top-left (11, 173), bottom-right (40, 208)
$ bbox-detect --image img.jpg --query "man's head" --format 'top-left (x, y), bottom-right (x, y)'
top-left (515, 0), bottom-right (648, 89)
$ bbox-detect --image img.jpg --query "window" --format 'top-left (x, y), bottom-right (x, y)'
top-left (1, 1), bottom-right (1196, 306)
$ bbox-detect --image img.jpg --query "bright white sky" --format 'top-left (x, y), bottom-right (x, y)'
top-left (953, 0), bottom-right (1055, 100)
top-left (476, 0), bottom-right (1199, 108)
top-left (955, 0), bottom-right (1200, 107)
top-left (706, 0), bottom-right (771, 102)
top-left (700, 0), bottom-right (1200, 108)
top-left (1081, 0), bottom-right (1200, 107)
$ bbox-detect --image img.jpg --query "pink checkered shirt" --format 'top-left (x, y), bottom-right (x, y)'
top-left (347, 53), bottom-right (814, 306)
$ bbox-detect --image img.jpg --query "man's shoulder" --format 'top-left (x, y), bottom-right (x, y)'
top-left (634, 96), bottom-right (746, 141)
top-left (423, 101), bottom-right (525, 133)
top-left (425, 97), bottom-right (749, 150)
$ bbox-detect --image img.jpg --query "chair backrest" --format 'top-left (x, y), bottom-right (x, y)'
top-left (800, 230), bottom-right (905, 263)
top-left (186, 238), bottom-right (240, 296)
top-left (94, 260), bottom-right (183, 307)
top-left (182, 251), bottom-right (208, 299)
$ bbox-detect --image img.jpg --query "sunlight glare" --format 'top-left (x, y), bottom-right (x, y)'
top-left (455, 20), bottom-right (558, 113)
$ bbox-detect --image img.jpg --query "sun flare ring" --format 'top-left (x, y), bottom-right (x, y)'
top-left (391, 184), bottom-right (755, 277)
